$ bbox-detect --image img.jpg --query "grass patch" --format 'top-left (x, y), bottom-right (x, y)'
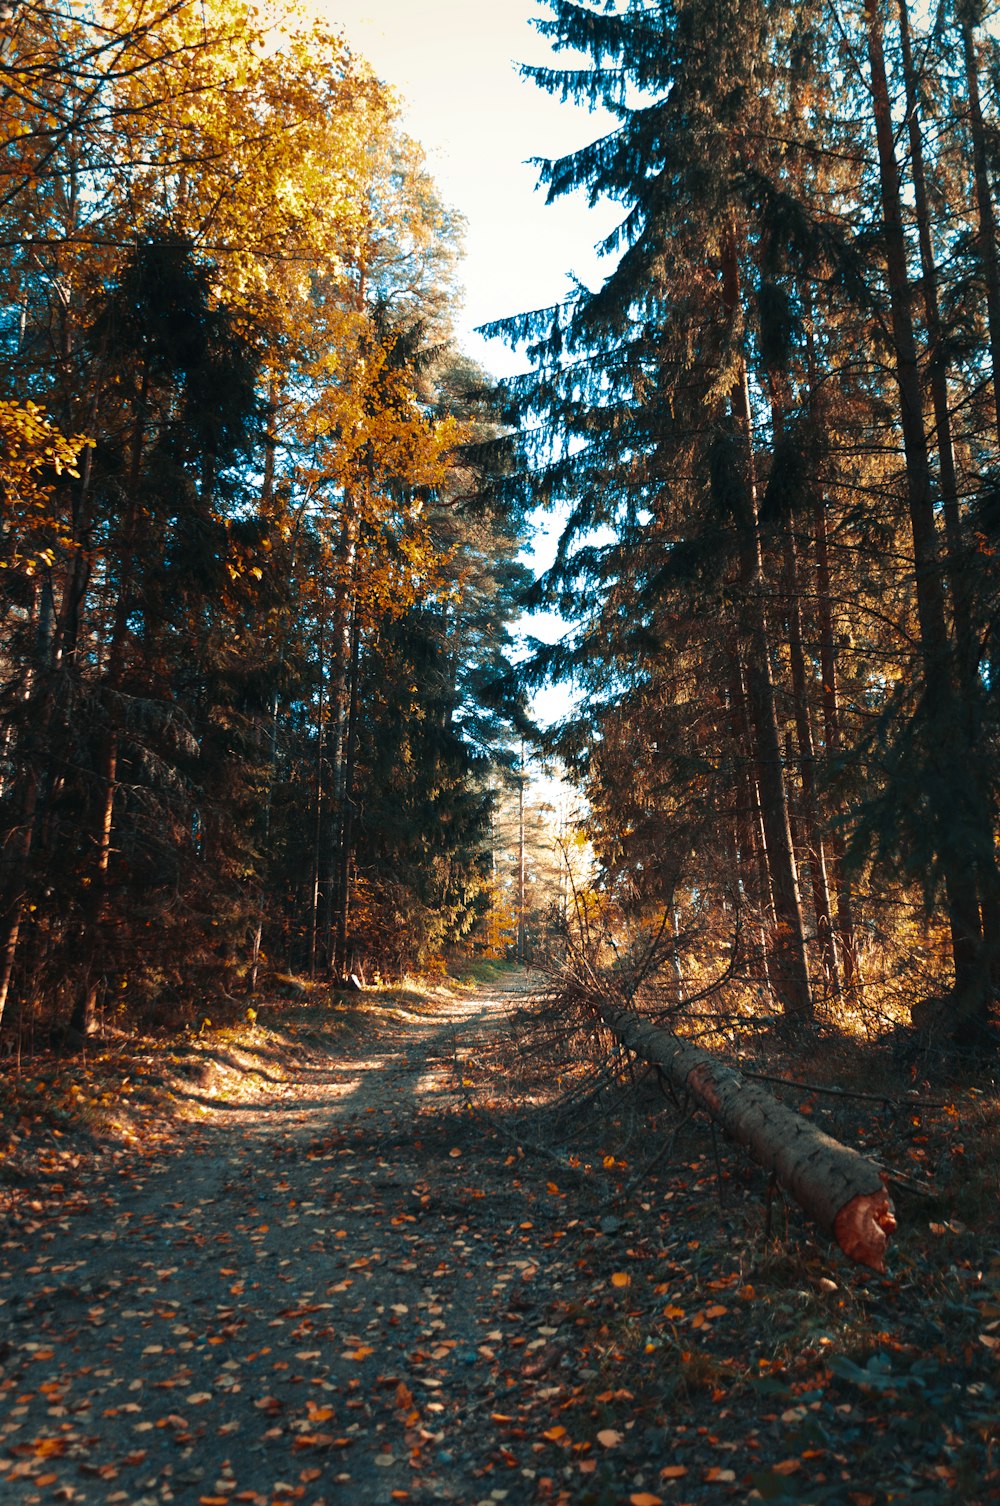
top-left (447, 957), bottom-right (519, 986)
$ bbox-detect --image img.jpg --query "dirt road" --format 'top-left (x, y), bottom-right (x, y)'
top-left (1, 976), bottom-right (610, 1506)
top-left (4, 975), bottom-right (998, 1506)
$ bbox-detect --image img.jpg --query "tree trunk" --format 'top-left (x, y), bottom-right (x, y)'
top-left (70, 362), bottom-right (149, 1034)
top-left (309, 611), bottom-right (327, 979)
top-left (725, 646), bottom-right (775, 990)
top-left (248, 690), bottom-right (280, 997)
top-left (782, 527), bottom-right (840, 991)
top-left (70, 729), bottom-right (117, 1038)
top-left (0, 768), bottom-right (39, 1036)
top-left (766, 361), bottom-right (839, 993)
top-left (897, 0), bottom-right (976, 710)
top-left (334, 604), bottom-right (362, 980)
top-left (721, 226), bottom-right (813, 1019)
top-left (812, 497), bottom-right (861, 997)
top-left (865, 0), bottom-right (990, 1029)
top-left (960, 9), bottom-right (1000, 448)
top-left (597, 997), bottom-right (896, 1270)
top-left (956, 4), bottom-right (1000, 986)
top-left (517, 740), bottom-right (527, 965)
top-left (322, 500), bottom-right (359, 973)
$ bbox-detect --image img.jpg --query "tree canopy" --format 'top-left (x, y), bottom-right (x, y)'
top-left (487, 0), bottom-right (1000, 1043)
top-left (0, 0), bottom-right (530, 1041)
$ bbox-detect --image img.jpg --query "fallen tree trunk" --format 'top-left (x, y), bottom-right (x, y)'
top-left (599, 1000), bottom-right (896, 1271)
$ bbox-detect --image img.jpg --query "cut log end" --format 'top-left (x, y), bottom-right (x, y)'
top-left (832, 1182), bottom-right (897, 1272)
top-left (597, 1001), bottom-right (899, 1271)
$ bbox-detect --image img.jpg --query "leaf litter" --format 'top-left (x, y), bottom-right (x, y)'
top-left (0, 972), bottom-right (998, 1505)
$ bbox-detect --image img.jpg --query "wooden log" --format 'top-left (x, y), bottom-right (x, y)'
top-left (599, 1000), bottom-right (896, 1271)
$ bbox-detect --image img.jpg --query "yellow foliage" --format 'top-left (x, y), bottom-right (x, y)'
top-left (0, 403), bottom-right (92, 577)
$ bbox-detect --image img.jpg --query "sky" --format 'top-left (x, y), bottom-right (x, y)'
top-left (315, 1), bottom-right (619, 726)
top-left (316, 0), bottom-right (620, 380)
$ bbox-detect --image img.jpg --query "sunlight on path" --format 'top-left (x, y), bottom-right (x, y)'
top-left (0, 973), bottom-right (564, 1506)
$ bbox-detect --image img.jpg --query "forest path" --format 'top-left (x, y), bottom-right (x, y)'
top-left (1, 972), bottom-right (619, 1506)
top-left (5, 976), bottom-right (998, 1506)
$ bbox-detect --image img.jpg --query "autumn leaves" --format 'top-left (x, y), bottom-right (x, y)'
top-left (0, 0), bottom-right (519, 1028)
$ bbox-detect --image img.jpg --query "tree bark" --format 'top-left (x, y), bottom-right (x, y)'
top-left (725, 644), bottom-right (775, 989)
top-left (865, 0), bottom-right (991, 1028)
top-left (0, 769), bottom-right (39, 1036)
top-left (597, 997), bottom-right (896, 1270)
top-left (333, 603), bottom-right (362, 980)
top-left (812, 497), bottom-right (861, 997)
top-left (960, 8), bottom-right (1000, 448)
top-left (321, 499), bottom-right (359, 973)
top-left (897, 0), bottom-right (976, 709)
top-left (905, 0), bottom-right (1000, 991)
top-left (70, 360), bottom-right (149, 1036)
top-left (721, 226), bottom-right (813, 1019)
top-left (781, 529), bottom-right (839, 990)
top-left (309, 608), bottom-right (328, 979)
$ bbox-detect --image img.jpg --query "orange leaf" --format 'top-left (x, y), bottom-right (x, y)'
top-left (543, 1426), bottom-right (567, 1442)
top-left (663, 1305), bottom-right (685, 1320)
top-left (597, 1429), bottom-right (623, 1448)
top-left (630, 1495), bottom-right (663, 1506)
top-left (610, 1272), bottom-right (630, 1289)
top-left (705, 1304), bottom-right (728, 1318)
top-left (293, 1432), bottom-right (335, 1450)
top-left (32, 1440), bottom-right (67, 1459)
top-left (659, 1465), bottom-right (688, 1479)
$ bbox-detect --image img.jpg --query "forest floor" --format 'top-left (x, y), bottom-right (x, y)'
top-left (1, 969), bottom-right (998, 1506)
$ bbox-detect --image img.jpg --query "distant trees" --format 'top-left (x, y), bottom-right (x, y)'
top-left (0, 0), bottom-right (527, 1045)
top-left (489, 0), bottom-right (1000, 1039)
